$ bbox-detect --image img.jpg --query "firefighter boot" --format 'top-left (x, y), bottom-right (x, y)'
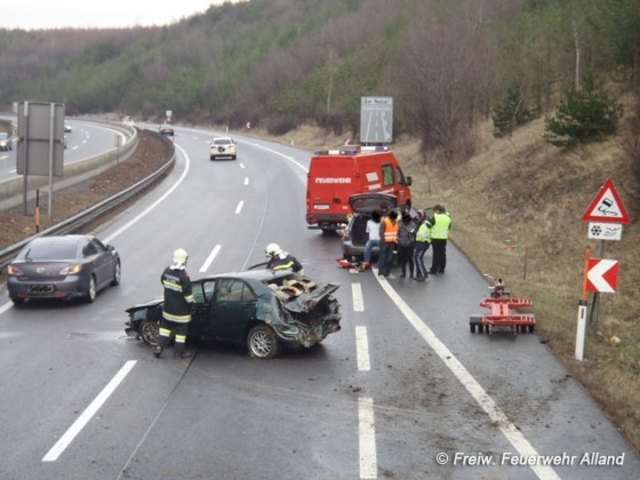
top-left (174, 340), bottom-right (191, 359)
top-left (175, 349), bottom-right (192, 359)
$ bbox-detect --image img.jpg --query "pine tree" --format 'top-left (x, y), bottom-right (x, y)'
top-left (544, 75), bottom-right (623, 148)
top-left (492, 87), bottom-right (534, 138)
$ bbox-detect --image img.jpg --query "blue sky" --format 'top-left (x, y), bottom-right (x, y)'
top-left (1, 1), bottom-right (235, 30)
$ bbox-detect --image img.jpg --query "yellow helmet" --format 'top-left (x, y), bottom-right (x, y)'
top-left (265, 243), bottom-right (282, 257)
top-left (172, 248), bottom-right (189, 266)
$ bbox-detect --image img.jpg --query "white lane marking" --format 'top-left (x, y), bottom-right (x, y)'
top-left (0, 302), bottom-right (13, 315)
top-left (355, 326), bottom-right (371, 372)
top-left (239, 162), bottom-right (246, 169)
top-left (42, 360), bottom-right (137, 462)
top-left (0, 331), bottom-right (20, 339)
top-left (352, 283), bottom-right (364, 312)
top-left (251, 143), bottom-right (308, 173)
top-left (359, 397), bottom-right (377, 479)
top-left (200, 244), bottom-right (221, 273)
top-left (235, 200), bottom-right (244, 214)
top-left (103, 144), bottom-right (190, 244)
top-left (373, 271), bottom-right (561, 480)
top-left (244, 177), bottom-right (249, 186)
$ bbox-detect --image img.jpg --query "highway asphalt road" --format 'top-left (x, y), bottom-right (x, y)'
top-left (0, 125), bottom-right (637, 480)
top-left (0, 119), bottom-right (126, 180)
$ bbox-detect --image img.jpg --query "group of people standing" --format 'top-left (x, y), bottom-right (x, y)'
top-left (361, 204), bottom-right (451, 281)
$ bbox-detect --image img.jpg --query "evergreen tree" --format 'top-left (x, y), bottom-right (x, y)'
top-left (492, 87), bottom-right (534, 138)
top-left (544, 75), bottom-right (623, 148)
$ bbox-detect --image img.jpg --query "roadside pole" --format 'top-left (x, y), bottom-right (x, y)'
top-left (575, 248), bottom-right (590, 361)
top-left (576, 178), bottom-right (630, 362)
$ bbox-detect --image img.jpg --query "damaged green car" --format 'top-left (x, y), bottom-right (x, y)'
top-left (125, 269), bottom-right (341, 359)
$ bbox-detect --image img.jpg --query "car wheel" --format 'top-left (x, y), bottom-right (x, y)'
top-left (247, 324), bottom-right (280, 359)
top-left (10, 296), bottom-right (25, 306)
top-left (232, 154), bottom-right (237, 160)
top-left (86, 275), bottom-right (97, 303)
top-left (140, 319), bottom-right (160, 346)
top-left (111, 261), bottom-right (121, 286)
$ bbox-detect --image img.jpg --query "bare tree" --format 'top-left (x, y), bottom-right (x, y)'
top-left (399, 10), bottom-right (494, 164)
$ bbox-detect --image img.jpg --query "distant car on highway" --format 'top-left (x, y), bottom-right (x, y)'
top-left (159, 123), bottom-right (174, 136)
top-left (0, 132), bottom-right (12, 151)
top-left (209, 136), bottom-right (237, 160)
top-left (125, 269), bottom-right (341, 359)
top-left (64, 123), bottom-right (72, 133)
top-left (7, 234), bottom-right (121, 305)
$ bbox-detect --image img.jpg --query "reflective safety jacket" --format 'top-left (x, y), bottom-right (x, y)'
top-left (415, 220), bottom-right (432, 243)
top-left (268, 253), bottom-right (304, 273)
top-left (161, 267), bottom-right (194, 323)
top-left (381, 216), bottom-right (399, 243)
top-left (431, 212), bottom-right (452, 240)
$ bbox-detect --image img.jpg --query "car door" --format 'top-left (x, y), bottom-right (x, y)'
top-left (82, 238), bottom-right (109, 288)
top-left (207, 278), bottom-right (258, 343)
top-left (188, 280), bottom-right (216, 336)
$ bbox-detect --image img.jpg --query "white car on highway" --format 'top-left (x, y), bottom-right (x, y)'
top-left (0, 132), bottom-right (12, 151)
top-left (209, 136), bottom-right (237, 160)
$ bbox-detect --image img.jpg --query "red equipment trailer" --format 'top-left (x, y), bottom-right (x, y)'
top-left (469, 278), bottom-right (536, 335)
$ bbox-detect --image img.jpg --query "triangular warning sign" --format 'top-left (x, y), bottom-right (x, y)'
top-left (582, 178), bottom-right (631, 224)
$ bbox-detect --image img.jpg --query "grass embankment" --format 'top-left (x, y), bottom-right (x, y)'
top-left (258, 120), bottom-right (640, 452)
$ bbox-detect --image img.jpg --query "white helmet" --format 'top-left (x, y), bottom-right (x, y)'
top-left (265, 243), bottom-right (282, 258)
top-left (171, 248), bottom-right (189, 269)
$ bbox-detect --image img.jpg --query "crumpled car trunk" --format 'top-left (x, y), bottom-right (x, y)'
top-left (266, 279), bottom-right (341, 347)
top-left (274, 279), bottom-right (339, 313)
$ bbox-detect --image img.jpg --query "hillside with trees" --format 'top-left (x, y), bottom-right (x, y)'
top-left (1, 0), bottom-right (639, 450)
top-left (1, 0), bottom-right (638, 158)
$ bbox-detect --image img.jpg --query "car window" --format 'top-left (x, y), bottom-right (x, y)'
top-left (213, 138), bottom-right (231, 145)
top-left (191, 283), bottom-right (205, 303)
top-left (202, 280), bottom-right (216, 302)
top-left (381, 164), bottom-right (394, 186)
top-left (82, 241), bottom-right (98, 257)
top-left (23, 240), bottom-right (77, 260)
top-left (90, 239), bottom-right (107, 254)
top-left (217, 279), bottom-right (256, 302)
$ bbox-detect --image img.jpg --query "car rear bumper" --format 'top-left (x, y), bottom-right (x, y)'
top-left (342, 239), bottom-right (375, 259)
top-left (306, 213), bottom-right (349, 229)
top-left (8, 276), bottom-right (86, 301)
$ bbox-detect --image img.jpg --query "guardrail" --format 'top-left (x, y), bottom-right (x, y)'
top-left (0, 119), bottom-right (138, 211)
top-left (0, 130), bottom-right (175, 271)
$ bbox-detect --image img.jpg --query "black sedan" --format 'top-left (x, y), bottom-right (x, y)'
top-left (125, 270), bottom-right (341, 359)
top-left (7, 234), bottom-right (121, 305)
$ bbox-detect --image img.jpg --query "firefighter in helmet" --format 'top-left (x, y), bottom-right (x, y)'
top-left (265, 243), bottom-right (304, 274)
top-left (155, 248), bottom-right (194, 359)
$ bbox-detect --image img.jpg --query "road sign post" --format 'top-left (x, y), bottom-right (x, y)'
top-left (16, 101), bottom-right (65, 215)
top-left (360, 96), bottom-right (393, 144)
top-left (575, 248), bottom-right (590, 361)
top-left (576, 178), bottom-right (629, 361)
